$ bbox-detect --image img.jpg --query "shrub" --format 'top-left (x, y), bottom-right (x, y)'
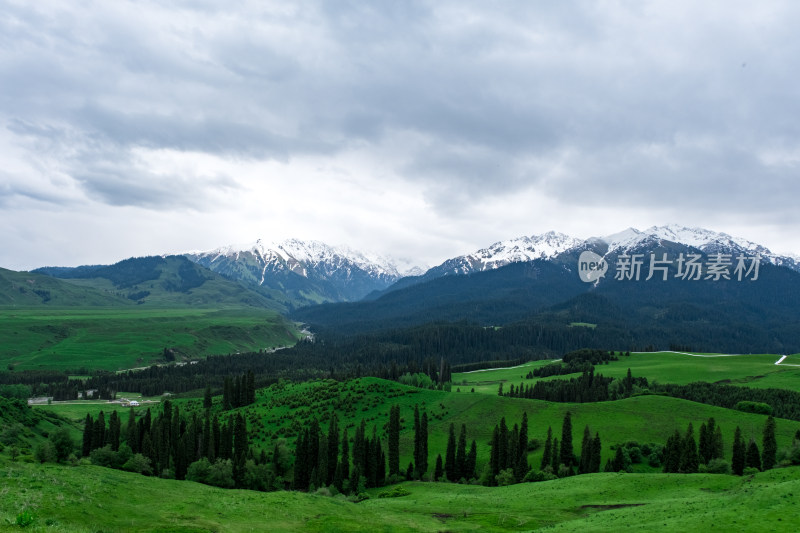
top-left (378, 486), bottom-right (411, 498)
top-left (34, 441), bottom-right (56, 464)
top-left (49, 427), bottom-right (74, 463)
top-left (15, 510), bottom-right (34, 528)
top-left (702, 458), bottom-right (731, 474)
top-left (495, 468), bottom-right (515, 486)
top-left (522, 470), bottom-right (557, 483)
top-left (122, 454), bottom-right (153, 476)
top-left (89, 445), bottom-right (116, 468)
top-left (735, 401), bottom-right (773, 416)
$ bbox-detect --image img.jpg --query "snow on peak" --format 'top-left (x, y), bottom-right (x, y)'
top-left (597, 224), bottom-right (777, 259)
top-left (445, 231), bottom-right (583, 272)
top-left (190, 238), bottom-right (420, 280)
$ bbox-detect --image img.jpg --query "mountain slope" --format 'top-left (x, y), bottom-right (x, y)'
top-left (0, 267), bottom-right (129, 307)
top-left (34, 256), bottom-right (283, 311)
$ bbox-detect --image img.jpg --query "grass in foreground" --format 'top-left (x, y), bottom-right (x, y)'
top-left (1, 458), bottom-right (799, 532)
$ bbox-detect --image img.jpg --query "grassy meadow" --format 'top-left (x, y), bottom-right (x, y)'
top-left (453, 351), bottom-right (800, 394)
top-left (0, 307), bottom-right (300, 371)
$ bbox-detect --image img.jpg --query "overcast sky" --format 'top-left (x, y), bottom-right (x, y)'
top-left (2, 1), bottom-right (800, 271)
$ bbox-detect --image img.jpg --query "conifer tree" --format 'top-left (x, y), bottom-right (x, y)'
top-left (109, 411), bottom-right (121, 451)
top-left (327, 413), bottom-right (339, 485)
top-left (420, 411), bottom-right (429, 477)
top-left (126, 408), bottom-right (138, 453)
top-left (434, 453), bottom-right (444, 481)
top-left (293, 430), bottom-right (309, 490)
top-left (388, 405), bottom-right (400, 477)
top-left (445, 423), bottom-right (457, 481)
top-left (551, 438), bottom-right (560, 473)
top-left (413, 405), bottom-right (421, 479)
top-left (246, 371), bottom-right (256, 405)
top-left (308, 418), bottom-right (321, 477)
top-left (746, 439), bottom-right (762, 471)
top-left (93, 411), bottom-right (106, 451)
top-left (316, 433), bottom-right (328, 489)
top-left (212, 415), bottom-right (221, 460)
top-left (203, 385), bottom-right (212, 410)
top-left (541, 427), bottom-right (553, 470)
top-left (612, 445), bottom-right (626, 471)
top-left (82, 414), bottom-right (94, 457)
top-left (353, 419), bottom-right (365, 477)
top-left (560, 411), bottom-right (574, 471)
top-left (762, 416), bottom-right (777, 470)
top-left (663, 429), bottom-right (682, 473)
top-left (340, 428), bottom-right (350, 482)
top-left (590, 433), bottom-right (602, 473)
top-left (579, 425), bottom-right (592, 474)
top-left (333, 459), bottom-right (344, 493)
top-left (712, 424), bottom-right (724, 460)
top-left (679, 423), bottom-right (699, 473)
top-left (516, 412), bottom-right (529, 480)
top-left (490, 425), bottom-right (500, 478)
top-left (456, 424), bottom-right (467, 482)
top-left (466, 440), bottom-right (477, 480)
top-left (698, 421), bottom-right (710, 463)
top-left (222, 377), bottom-right (232, 410)
top-left (498, 417), bottom-right (509, 471)
top-left (234, 413), bottom-right (248, 461)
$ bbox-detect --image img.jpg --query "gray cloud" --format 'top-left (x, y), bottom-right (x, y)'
top-left (2, 0), bottom-right (800, 267)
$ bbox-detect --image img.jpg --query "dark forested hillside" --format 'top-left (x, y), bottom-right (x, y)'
top-left (294, 251), bottom-right (800, 354)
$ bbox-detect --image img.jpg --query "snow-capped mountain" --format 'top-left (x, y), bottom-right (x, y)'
top-left (594, 224), bottom-right (798, 270)
top-left (423, 231), bottom-right (585, 279)
top-left (184, 239), bottom-right (423, 307)
top-left (370, 225), bottom-right (799, 299)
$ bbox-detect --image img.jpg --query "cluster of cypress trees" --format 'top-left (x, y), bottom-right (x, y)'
top-left (81, 401), bottom-right (252, 486)
top-left (292, 403), bottom-right (443, 494)
top-left (661, 416), bottom-right (780, 476)
top-left (82, 411), bottom-right (122, 455)
top-left (435, 423), bottom-right (477, 482)
top-left (488, 413), bottom-right (530, 484)
top-left (222, 371), bottom-right (256, 410)
top-left (539, 412), bottom-right (601, 478)
top-left (731, 416), bottom-right (778, 475)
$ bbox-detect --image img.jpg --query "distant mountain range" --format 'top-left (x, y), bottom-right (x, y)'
top-left (11, 225), bottom-right (799, 344)
top-left (289, 225), bottom-right (800, 353)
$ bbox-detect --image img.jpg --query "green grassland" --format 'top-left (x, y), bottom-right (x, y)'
top-left (0, 307), bottom-right (300, 371)
top-left (454, 351), bottom-right (800, 394)
top-left (1, 458), bottom-right (798, 532)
